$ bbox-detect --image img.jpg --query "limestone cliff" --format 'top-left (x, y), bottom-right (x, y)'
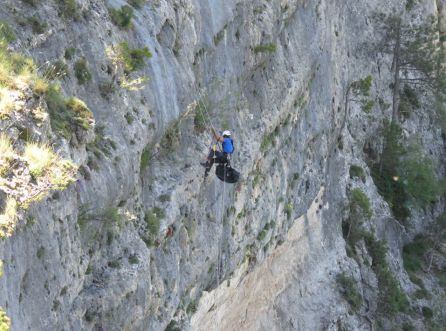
top-left (0, 0), bottom-right (445, 330)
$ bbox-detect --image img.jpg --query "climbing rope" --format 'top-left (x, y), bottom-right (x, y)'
top-left (216, 165), bottom-right (227, 286)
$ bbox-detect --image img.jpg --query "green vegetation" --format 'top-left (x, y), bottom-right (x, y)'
top-left (257, 223), bottom-right (271, 241)
top-left (160, 120), bottom-right (180, 152)
top-left (193, 100), bottom-right (208, 133)
top-left (350, 188), bottom-right (372, 219)
top-left (422, 306), bottom-right (433, 319)
top-left (349, 165), bottom-right (365, 182)
top-left (143, 207), bottom-right (164, 246)
top-left (22, 0), bottom-right (40, 6)
top-left (406, 0), bottom-right (418, 11)
top-left (363, 233), bottom-right (409, 316)
top-left (74, 59), bottom-right (92, 84)
top-left (36, 246), bottom-right (45, 259)
top-left (398, 84), bottom-right (419, 118)
top-left (165, 320), bottom-right (180, 331)
top-left (66, 97), bottom-right (94, 130)
top-left (362, 100), bottom-right (374, 113)
top-left (0, 21), bottom-right (16, 44)
top-left (403, 235), bottom-right (429, 274)
top-left (127, 0), bottom-right (146, 9)
top-left (351, 75), bottom-right (372, 96)
top-left (26, 16), bottom-right (47, 34)
top-left (44, 60), bottom-right (68, 80)
top-left (260, 126), bottom-right (279, 152)
top-left (336, 272), bottom-right (362, 313)
top-left (285, 202), bottom-right (293, 220)
top-left (0, 21), bottom-right (79, 239)
top-left (102, 207), bottom-right (122, 225)
top-left (140, 146), bottom-right (151, 172)
top-left (186, 300), bottom-right (198, 314)
top-left (128, 255), bottom-right (139, 264)
top-left (342, 213), bottom-right (408, 316)
top-left (64, 47), bottom-right (76, 60)
top-left (253, 43), bottom-right (277, 54)
top-left (56, 0), bottom-right (79, 20)
top-left (370, 123), bottom-right (439, 223)
top-left (213, 29), bottom-right (225, 46)
top-left (0, 308), bottom-right (10, 331)
top-left (117, 42), bottom-right (151, 73)
top-left (45, 85), bottom-right (93, 138)
top-left (110, 5), bottom-right (134, 29)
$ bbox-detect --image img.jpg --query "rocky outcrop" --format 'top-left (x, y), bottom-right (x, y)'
top-left (0, 0), bottom-right (445, 330)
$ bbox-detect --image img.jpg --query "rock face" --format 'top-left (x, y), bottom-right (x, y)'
top-left (0, 0), bottom-right (445, 330)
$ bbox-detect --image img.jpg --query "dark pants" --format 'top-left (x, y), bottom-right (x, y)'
top-left (205, 151), bottom-right (229, 175)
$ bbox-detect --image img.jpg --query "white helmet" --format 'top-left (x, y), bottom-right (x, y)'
top-left (222, 130), bottom-right (231, 136)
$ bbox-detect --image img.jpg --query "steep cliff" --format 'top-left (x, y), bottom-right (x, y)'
top-left (0, 0), bottom-right (445, 330)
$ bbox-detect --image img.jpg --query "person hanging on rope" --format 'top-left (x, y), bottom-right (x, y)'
top-left (201, 128), bottom-right (234, 178)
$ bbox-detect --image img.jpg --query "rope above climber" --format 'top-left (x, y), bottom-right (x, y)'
top-left (200, 128), bottom-right (240, 183)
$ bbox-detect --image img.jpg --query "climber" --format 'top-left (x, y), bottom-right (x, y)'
top-left (201, 128), bottom-right (234, 178)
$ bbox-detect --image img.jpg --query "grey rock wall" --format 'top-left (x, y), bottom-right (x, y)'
top-left (0, 0), bottom-right (445, 330)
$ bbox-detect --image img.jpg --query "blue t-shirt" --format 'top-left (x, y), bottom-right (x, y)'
top-left (222, 137), bottom-right (234, 153)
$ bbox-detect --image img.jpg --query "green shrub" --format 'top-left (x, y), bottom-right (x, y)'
top-left (108, 260), bottom-right (121, 269)
top-left (165, 320), bottom-right (180, 331)
top-left (399, 148), bottom-right (439, 207)
top-left (45, 85), bottom-right (93, 137)
top-left (371, 123), bottom-right (410, 222)
top-left (128, 255), bottom-right (139, 264)
top-left (44, 60), bottom-right (68, 80)
top-left (362, 100), bottom-right (374, 113)
top-left (186, 300), bottom-right (197, 314)
top-left (260, 127), bottom-right (279, 152)
top-left (74, 59), bottom-right (92, 84)
top-left (103, 207), bottom-right (120, 225)
top-left (66, 97), bottom-right (93, 130)
top-left (127, 0), bottom-right (146, 9)
top-left (336, 272), bottom-right (362, 312)
top-left (399, 84), bottom-right (419, 118)
top-left (422, 306), bottom-right (433, 319)
top-left (372, 124), bottom-right (439, 223)
top-left (0, 21), bottom-right (16, 44)
top-left (350, 188), bottom-right (372, 218)
top-left (403, 235), bottom-right (429, 273)
top-left (160, 120), bottom-right (180, 152)
top-left (402, 322), bottom-right (415, 331)
top-left (56, 0), bottom-right (79, 20)
top-left (110, 5), bottom-right (134, 29)
top-left (352, 75), bottom-right (372, 96)
top-left (36, 246), bottom-right (45, 259)
top-left (117, 42), bottom-right (151, 73)
top-left (22, 0), bottom-right (40, 6)
top-left (349, 165), bottom-right (365, 182)
top-left (364, 233), bottom-right (409, 315)
top-left (193, 100), bottom-right (208, 133)
top-left (64, 47), bottom-right (76, 60)
top-left (143, 207), bottom-right (164, 246)
top-left (253, 43), bottom-right (277, 54)
top-left (26, 16), bottom-right (47, 34)
top-left (140, 146), bottom-right (151, 172)
top-left (406, 0), bottom-right (417, 11)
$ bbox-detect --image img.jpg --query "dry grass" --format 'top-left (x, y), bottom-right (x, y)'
top-left (23, 142), bottom-right (56, 178)
top-left (0, 197), bottom-right (18, 238)
top-left (0, 134), bottom-right (14, 175)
